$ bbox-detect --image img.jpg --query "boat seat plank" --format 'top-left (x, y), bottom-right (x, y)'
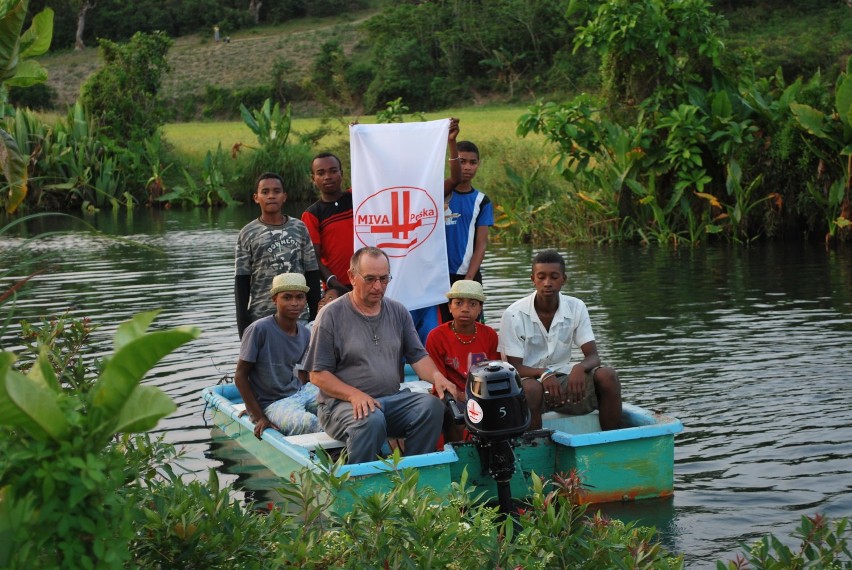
top-left (283, 431), bottom-right (345, 450)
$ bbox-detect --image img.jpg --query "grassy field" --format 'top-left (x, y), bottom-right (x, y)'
top-left (162, 104), bottom-right (559, 225)
top-left (162, 105), bottom-right (546, 164)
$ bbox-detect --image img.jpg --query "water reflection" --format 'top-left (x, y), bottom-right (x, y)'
top-left (1, 207), bottom-right (850, 568)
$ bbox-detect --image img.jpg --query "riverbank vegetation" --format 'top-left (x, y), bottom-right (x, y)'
top-left (2, 313), bottom-right (851, 568)
top-left (3, 0), bottom-right (851, 247)
top-left (1, 312), bottom-right (850, 567)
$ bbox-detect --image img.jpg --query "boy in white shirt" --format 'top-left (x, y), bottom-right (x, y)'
top-left (499, 249), bottom-right (621, 430)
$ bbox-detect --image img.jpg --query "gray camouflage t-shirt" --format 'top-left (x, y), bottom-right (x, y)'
top-left (235, 217), bottom-right (318, 322)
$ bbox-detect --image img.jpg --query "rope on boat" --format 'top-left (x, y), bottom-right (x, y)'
top-left (202, 371), bottom-right (235, 428)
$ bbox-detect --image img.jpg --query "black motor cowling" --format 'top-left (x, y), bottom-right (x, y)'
top-left (441, 360), bottom-right (532, 516)
top-left (464, 360), bottom-right (530, 441)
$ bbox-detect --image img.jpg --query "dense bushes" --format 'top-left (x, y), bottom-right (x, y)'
top-left (514, 0), bottom-right (851, 245)
top-left (233, 98), bottom-right (314, 201)
top-left (304, 0), bottom-right (369, 18)
top-left (360, 0), bottom-right (574, 111)
top-left (80, 31), bottom-right (172, 142)
top-left (0, 311), bottom-right (198, 568)
top-left (8, 82), bottom-right (56, 110)
top-left (12, 30), bottom-right (311, 211)
top-left (722, 2), bottom-right (851, 85)
top-left (198, 85), bottom-right (275, 119)
top-left (7, 103), bottom-right (140, 211)
top-left (0, 30), bottom-right (183, 213)
top-left (28, 1), bottom-right (850, 123)
top-left (3, 98), bottom-right (312, 211)
top-left (0, 1), bottom-right (53, 215)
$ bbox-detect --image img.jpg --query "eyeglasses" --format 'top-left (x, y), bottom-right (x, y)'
top-left (357, 273), bottom-right (392, 285)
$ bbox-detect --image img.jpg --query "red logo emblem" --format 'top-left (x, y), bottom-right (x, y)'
top-left (355, 187), bottom-right (439, 258)
top-left (466, 399), bottom-right (483, 424)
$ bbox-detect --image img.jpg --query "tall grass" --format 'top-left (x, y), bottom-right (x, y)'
top-left (162, 106), bottom-right (553, 164)
top-left (161, 106), bottom-right (567, 242)
top-left (161, 105), bottom-right (548, 162)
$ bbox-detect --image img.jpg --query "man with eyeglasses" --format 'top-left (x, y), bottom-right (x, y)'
top-left (303, 246), bottom-right (462, 464)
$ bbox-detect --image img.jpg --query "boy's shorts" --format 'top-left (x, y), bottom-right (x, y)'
top-left (543, 367), bottom-right (599, 415)
top-left (264, 383), bottom-right (321, 435)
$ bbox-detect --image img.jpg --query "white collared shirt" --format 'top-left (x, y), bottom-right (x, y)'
top-left (499, 292), bottom-right (595, 374)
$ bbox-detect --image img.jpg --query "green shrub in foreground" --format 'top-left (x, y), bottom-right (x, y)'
top-left (132, 457), bottom-right (685, 569)
top-left (134, 459), bottom-right (852, 569)
top-left (133, 461), bottom-right (852, 569)
top-left (3, 311), bottom-right (849, 568)
top-left (133, 469), bottom-right (289, 569)
top-left (0, 311), bottom-right (199, 568)
top-left (718, 515), bottom-right (851, 570)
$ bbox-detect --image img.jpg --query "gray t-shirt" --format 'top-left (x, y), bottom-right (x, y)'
top-left (234, 216), bottom-right (318, 322)
top-left (239, 315), bottom-right (310, 409)
top-left (303, 293), bottom-right (428, 404)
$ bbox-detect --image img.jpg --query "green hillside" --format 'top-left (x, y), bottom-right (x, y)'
top-left (41, 10), bottom-right (375, 109)
top-left (37, 3), bottom-right (851, 115)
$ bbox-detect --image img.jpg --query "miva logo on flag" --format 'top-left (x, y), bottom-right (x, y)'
top-left (354, 186), bottom-right (439, 257)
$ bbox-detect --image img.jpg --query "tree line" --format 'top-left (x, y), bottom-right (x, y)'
top-left (29, 0), bottom-right (369, 50)
top-left (7, 0), bottom-right (851, 245)
top-left (21, 1), bottom-right (849, 120)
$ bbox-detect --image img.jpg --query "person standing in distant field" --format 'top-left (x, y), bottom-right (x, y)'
top-left (235, 172), bottom-right (322, 338)
top-left (439, 139), bottom-right (493, 323)
top-left (301, 153), bottom-right (354, 295)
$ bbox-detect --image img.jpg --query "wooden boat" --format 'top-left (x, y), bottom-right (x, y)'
top-left (202, 378), bottom-right (683, 512)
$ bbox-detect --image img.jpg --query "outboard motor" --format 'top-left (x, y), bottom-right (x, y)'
top-left (447, 360), bottom-right (530, 515)
top-left (464, 360), bottom-right (530, 440)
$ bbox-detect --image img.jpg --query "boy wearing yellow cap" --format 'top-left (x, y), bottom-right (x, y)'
top-left (235, 273), bottom-right (320, 439)
top-left (425, 280), bottom-right (499, 442)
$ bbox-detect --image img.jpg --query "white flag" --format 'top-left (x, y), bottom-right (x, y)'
top-left (350, 119), bottom-right (450, 311)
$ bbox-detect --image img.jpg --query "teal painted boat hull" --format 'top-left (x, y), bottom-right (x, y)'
top-left (202, 382), bottom-right (683, 510)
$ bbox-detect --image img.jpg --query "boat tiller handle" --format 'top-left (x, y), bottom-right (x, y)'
top-left (443, 395), bottom-right (466, 425)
